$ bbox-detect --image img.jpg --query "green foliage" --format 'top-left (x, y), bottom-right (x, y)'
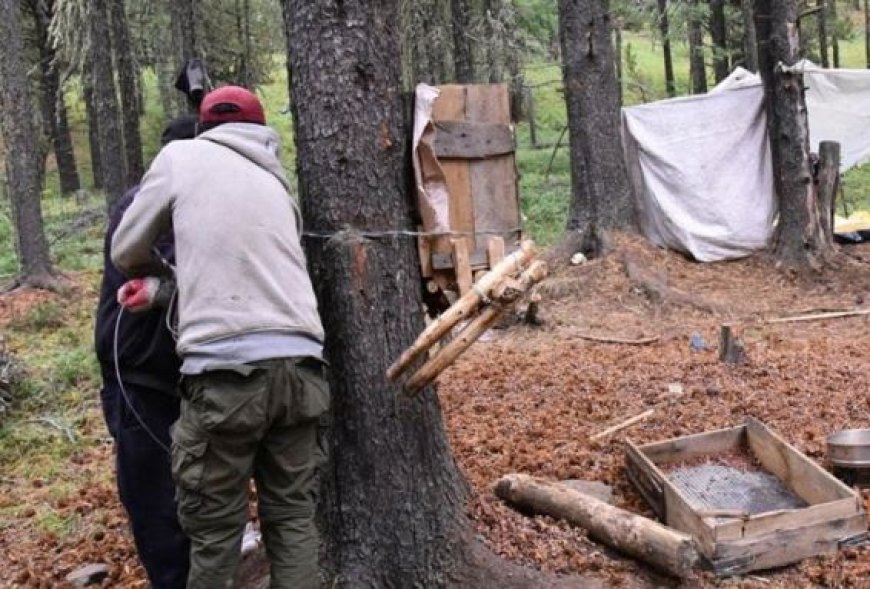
top-left (8, 302), bottom-right (65, 331)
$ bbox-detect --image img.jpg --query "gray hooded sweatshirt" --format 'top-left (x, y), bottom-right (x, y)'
top-left (111, 123), bottom-right (324, 368)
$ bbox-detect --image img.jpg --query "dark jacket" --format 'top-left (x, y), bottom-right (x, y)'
top-left (95, 187), bottom-right (181, 394)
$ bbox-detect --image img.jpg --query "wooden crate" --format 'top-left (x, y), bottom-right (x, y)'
top-left (625, 417), bottom-right (868, 575)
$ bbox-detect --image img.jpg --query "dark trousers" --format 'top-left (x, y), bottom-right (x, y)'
top-left (101, 380), bottom-right (190, 589)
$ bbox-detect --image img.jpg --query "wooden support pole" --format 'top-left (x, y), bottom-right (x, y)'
top-left (404, 261), bottom-right (548, 394)
top-left (817, 140), bottom-right (841, 244)
top-left (451, 238), bottom-right (473, 295)
top-left (386, 240), bottom-right (535, 381)
top-left (495, 474), bottom-right (699, 578)
top-left (719, 323), bottom-right (746, 364)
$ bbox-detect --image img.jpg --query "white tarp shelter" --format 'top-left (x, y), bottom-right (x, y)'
top-left (622, 62), bottom-right (870, 262)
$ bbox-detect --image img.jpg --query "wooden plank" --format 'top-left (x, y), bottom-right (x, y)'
top-left (432, 121), bottom-right (515, 159)
top-left (639, 425), bottom-right (746, 464)
top-left (746, 418), bottom-right (857, 505)
top-left (431, 85), bottom-right (467, 121)
top-left (431, 86), bottom-right (474, 254)
top-left (710, 513), bottom-right (868, 575)
top-left (465, 84), bottom-right (521, 252)
top-left (451, 238), bottom-right (473, 295)
top-left (624, 441), bottom-right (666, 519)
top-left (487, 236), bottom-right (505, 268)
top-left (714, 497), bottom-right (864, 543)
top-left (431, 244), bottom-right (518, 271)
top-left (417, 226), bottom-right (433, 278)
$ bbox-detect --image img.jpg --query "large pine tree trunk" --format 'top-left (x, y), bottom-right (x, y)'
top-left (710, 0), bottom-right (730, 82)
top-left (26, 0), bottom-right (80, 195)
top-left (657, 0), bottom-right (676, 97)
top-left (282, 2), bottom-right (604, 586)
top-left (755, 0), bottom-right (834, 267)
top-left (688, 0), bottom-right (708, 92)
top-left (0, 0), bottom-right (54, 284)
top-left (109, 0), bottom-right (144, 185)
top-left (89, 0), bottom-right (127, 209)
top-left (559, 0), bottom-right (635, 248)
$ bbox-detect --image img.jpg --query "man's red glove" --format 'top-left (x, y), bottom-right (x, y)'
top-left (117, 277), bottom-right (161, 312)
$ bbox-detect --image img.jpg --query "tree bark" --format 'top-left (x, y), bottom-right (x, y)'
top-left (90, 0), bottom-right (128, 209)
top-left (109, 0), bottom-right (145, 186)
top-left (82, 61), bottom-right (104, 190)
top-left (452, 0), bottom-right (477, 82)
top-left (283, 2), bottom-right (602, 586)
top-left (403, 0), bottom-right (454, 86)
top-left (688, 0), bottom-right (708, 92)
top-left (0, 0), bottom-right (54, 283)
top-left (818, 0), bottom-right (830, 68)
top-left (755, 0), bottom-right (834, 267)
top-left (830, 0), bottom-right (840, 68)
top-left (657, 0), bottom-right (676, 97)
top-left (710, 0), bottom-right (730, 82)
top-left (742, 0), bottom-right (758, 71)
top-left (614, 24), bottom-right (624, 104)
top-left (25, 0), bottom-right (80, 195)
top-left (559, 0), bottom-right (635, 247)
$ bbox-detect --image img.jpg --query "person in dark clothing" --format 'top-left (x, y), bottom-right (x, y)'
top-left (94, 114), bottom-right (198, 589)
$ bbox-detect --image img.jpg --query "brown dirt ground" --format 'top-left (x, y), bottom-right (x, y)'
top-left (1, 236), bottom-right (869, 588)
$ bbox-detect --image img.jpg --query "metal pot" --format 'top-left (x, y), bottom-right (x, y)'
top-left (826, 429), bottom-right (870, 468)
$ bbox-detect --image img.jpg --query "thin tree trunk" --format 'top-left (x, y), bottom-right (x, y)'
top-left (658, 0), bottom-right (676, 97)
top-left (167, 0), bottom-right (198, 115)
top-left (82, 61), bottom-right (104, 190)
top-left (866, 0), bottom-right (870, 68)
top-left (0, 0), bottom-right (54, 283)
top-left (26, 0), bottom-right (80, 195)
top-left (755, 0), bottom-right (834, 267)
top-left (711, 0), bottom-right (730, 82)
top-left (282, 2), bottom-right (604, 586)
top-left (830, 0), bottom-right (840, 67)
top-left (90, 0), bottom-right (127, 208)
top-left (559, 0), bottom-right (636, 246)
top-left (688, 0), bottom-right (707, 92)
top-left (742, 0), bottom-right (758, 71)
top-left (109, 0), bottom-right (144, 185)
top-left (818, 0), bottom-right (830, 67)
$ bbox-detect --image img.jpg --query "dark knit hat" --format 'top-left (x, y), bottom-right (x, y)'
top-left (160, 114), bottom-right (198, 145)
top-left (199, 85), bottom-right (266, 126)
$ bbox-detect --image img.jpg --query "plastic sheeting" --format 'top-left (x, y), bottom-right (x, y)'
top-left (622, 83), bottom-right (776, 262)
top-left (623, 63), bottom-right (870, 261)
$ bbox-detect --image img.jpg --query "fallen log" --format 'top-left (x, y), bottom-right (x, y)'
top-left (386, 240), bottom-right (536, 381)
top-left (764, 308), bottom-right (870, 324)
top-left (404, 261), bottom-right (548, 395)
top-left (494, 473), bottom-right (699, 578)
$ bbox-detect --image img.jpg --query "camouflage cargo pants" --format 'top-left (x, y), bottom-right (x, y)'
top-left (171, 357), bottom-right (329, 589)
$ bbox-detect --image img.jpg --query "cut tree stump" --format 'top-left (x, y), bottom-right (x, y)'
top-left (494, 473), bottom-right (699, 578)
top-left (718, 323), bottom-right (746, 364)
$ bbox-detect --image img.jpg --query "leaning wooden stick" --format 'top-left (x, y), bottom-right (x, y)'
top-left (590, 409), bottom-right (655, 441)
top-left (404, 261), bottom-right (548, 395)
top-left (765, 308), bottom-right (870, 324)
top-left (386, 240), bottom-right (536, 381)
top-left (495, 474), bottom-right (698, 578)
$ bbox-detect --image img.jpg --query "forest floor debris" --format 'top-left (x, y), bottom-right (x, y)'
top-left (1, 235), bottom-right (869, 587)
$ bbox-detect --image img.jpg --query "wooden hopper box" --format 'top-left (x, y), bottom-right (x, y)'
top-left (625, 418), bottom-right (868, 575)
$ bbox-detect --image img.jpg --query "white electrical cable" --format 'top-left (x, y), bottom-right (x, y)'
top-left (113, 308), bottom-right (172, 454)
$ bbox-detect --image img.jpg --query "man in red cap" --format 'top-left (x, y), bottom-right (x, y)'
top-left (111, 86), bottom-right (328, 589)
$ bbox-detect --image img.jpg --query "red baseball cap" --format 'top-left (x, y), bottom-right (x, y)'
top-left (199, 85), bottom-right (266, 125)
